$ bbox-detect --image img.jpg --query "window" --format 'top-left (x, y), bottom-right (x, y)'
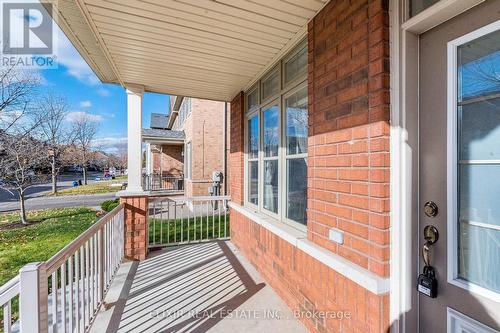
top-left (175, 98), bottom-right (192, 129)
top-left (284, 40), bottom-right (307, 86)
top-left (409, 0), bottom-right (440, 17)
top-left (261, 68), bottom-right (280, 101)
top-left (247, 85), bottom-right (259, 112)
top-left (449, 25), bottom-right (500, 297)
top-left (247, 115), bottom-right (259, 205)
top-left (285, 86), bottom-right (308, 224)
top-left (245, 40), bottom-right (308, 227)
top-left (263, 104), bottom-right (279, 213)
top-left (185, 141), bottom-right (192, 179)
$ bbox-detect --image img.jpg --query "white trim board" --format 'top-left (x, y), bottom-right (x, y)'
top-left (229, 202), bottom-right (390, 295)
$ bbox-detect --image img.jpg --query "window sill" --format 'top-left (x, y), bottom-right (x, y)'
top-left (228, 202), bottom-right (307, 246)
top-left (228, 202), bottom-right (390, 295)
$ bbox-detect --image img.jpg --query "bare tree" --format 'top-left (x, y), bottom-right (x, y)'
top-left (0, 65), bottom-right (40, 131)
top-left (34, 93), bottom-right (70, 194)
top-left (0, 133), bottom-right (49, 223)
top-left (72, 113), bottom-right (98, 185)
top-left (0, 64), bottom-right (45, 223)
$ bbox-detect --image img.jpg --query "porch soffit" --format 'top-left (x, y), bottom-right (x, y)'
top-left (47, 0), bottom-right (329, 101)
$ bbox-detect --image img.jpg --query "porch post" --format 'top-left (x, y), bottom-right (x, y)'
top-left (145, 143), bottom-right (152, 175)
top-left (125, 84), bottom-right (144, 193)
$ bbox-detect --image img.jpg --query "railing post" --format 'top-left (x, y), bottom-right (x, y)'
top-left (19, 262), bottom-right (48, 333)
top-left (98, 226), bottom-right (105, 301)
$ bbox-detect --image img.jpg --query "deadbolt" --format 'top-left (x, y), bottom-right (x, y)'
top-left (424, 201), bottom-right (438, 217)
top-left (423, 225), bottom-right (439, 245)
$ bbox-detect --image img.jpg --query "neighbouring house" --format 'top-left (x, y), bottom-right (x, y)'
top-left (10, 1), bottom-right (499, 332)
top-left (143, 97), bottom-right (230, 196)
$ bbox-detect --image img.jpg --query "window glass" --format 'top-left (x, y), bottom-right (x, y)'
top-left (410, 0), bottom-right (440, 17)
top-left (286, 87), bottom-right (308, 155)
top-left (262, 70), bottom-right (279, 100)
top-left (248, 161), bottom-right (259, 205)
top-left (456, 29), bottom-right (500, 293)
top-left (263, 160), bottom-right (278, 213)
top-left (287, 158), bottom-right (307, 224)
top-left (263, 105), bottom-right (279, 157)
top-left (185, 142), bottom-right (192, 179)
top-left (248, 115), bottom-right (259, 159)
top-left (285, 45), bottom-right (307, 85)
top-left (247, 88), bottom-right (259, 111)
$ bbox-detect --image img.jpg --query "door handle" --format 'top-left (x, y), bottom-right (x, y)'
top-left (422, 225), bottom-right (439, 266)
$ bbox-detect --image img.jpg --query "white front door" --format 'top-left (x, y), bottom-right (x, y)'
top-left (418, 1), bottom-right (500, 332)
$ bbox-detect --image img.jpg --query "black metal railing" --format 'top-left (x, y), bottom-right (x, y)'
top-left (143, 174), bottom-right (184, 192)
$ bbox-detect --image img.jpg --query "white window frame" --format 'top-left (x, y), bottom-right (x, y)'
top-left (261, 98), bottom-right (281, 220)
top-left (246, 111), bottom-right (259, 210)
top-left (244, 40), bottom-right (308, 231)
top-left (447, 19), bottom-right (500, 304)
top-left (282, 81), bottom-right (309, 227)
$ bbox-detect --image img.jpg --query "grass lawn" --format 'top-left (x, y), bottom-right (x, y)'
top-left (149, 214), bottom-right (230, 245)
top-left (0, 207), bottom-right (98, 330)
top-left (48, 180), bottom-right (124, 196)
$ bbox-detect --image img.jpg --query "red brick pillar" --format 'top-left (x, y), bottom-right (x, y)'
top-left (120, 195), bottom-right (149, 261)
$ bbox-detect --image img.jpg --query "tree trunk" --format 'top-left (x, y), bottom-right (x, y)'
top-left (51, 156), bottom-right (57, 194)
top-left (19, 190), bottom-right (28, 224)
top-left (83, 167), bottom-right (87, 185)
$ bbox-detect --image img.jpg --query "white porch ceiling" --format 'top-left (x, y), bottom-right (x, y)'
top-left (48, 0), bottom-right (328, 101)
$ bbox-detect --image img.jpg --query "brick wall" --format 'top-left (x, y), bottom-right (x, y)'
top-left (183, 98), bottom-right (228, 197)
top-left (231, 210), bottom-right (389, 333)
top-left (121, 196), bottom-right (148, 261)
top-left (229, 92), bottom-right (244, 205)
top-left (152, 144), bottom-right (183, 176)
top-left (228, 0), bottom-right (391, 332)
top-left (307, 0), bottom-right (390, 278)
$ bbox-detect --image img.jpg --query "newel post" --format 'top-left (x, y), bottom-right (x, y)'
top-left (19, 262), bottom-right (48, 333)
top-left (120, 195), bottom-right (149, 261)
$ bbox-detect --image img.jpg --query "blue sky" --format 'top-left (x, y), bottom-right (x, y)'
top-left (39, 21), bottom-right (170, 154)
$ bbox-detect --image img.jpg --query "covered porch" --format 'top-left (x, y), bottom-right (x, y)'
top-left (90, 241), bottom-right (307, 333)
top-left (143, 128), bottom-right (185, 193)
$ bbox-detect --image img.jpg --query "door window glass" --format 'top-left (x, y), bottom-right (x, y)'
top-left (457, 29), bottom-right (500, 293)
top-left (410, 0), bottom-right (440, 17)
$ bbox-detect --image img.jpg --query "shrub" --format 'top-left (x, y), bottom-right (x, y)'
top-left (101, 198), bottom-right (119, 212)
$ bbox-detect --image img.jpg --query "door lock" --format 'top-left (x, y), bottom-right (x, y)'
top-left (424, 201), bottom-right (438, 217)
top-left (418, 225), bottom-right (439, 298)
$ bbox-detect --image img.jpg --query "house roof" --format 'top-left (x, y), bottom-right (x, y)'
top-left (44, 0), bottom-right (328, 101)
top-left (150, 113), bottom-right (168, 130)
top-left (142, 128), bottom-right (185, 143)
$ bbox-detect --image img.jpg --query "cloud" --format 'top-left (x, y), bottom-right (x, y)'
top-left (66, 111), bottom-right (103, 123)
top-left (93, 137), bottom-right (127, 153)
top-left (79, 100), bottom-right (92, 108)
top-left (97, 88), bottom-right (110, 97)
top-left (56, 30), bottom-right (101, 86)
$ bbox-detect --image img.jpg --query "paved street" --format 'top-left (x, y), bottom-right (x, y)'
top-left (0, 173), bottom-right (117, 212)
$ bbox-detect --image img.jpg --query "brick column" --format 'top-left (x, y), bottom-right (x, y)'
top-left (120, 195), bottom-right (149, 261)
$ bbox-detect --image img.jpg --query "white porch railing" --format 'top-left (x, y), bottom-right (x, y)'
top-left (148, 196), bottom-right (230, 247)
top-left (0, 204), bottom-right (125, 333)
top-left (0, 276), bottom-right (19, 333)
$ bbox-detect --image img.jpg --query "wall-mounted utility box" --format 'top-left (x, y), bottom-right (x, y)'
top-left (329, 228), bottom-right (344, 244)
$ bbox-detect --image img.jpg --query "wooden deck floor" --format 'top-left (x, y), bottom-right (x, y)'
top-left (91, 241), bottom-right (307, 333)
